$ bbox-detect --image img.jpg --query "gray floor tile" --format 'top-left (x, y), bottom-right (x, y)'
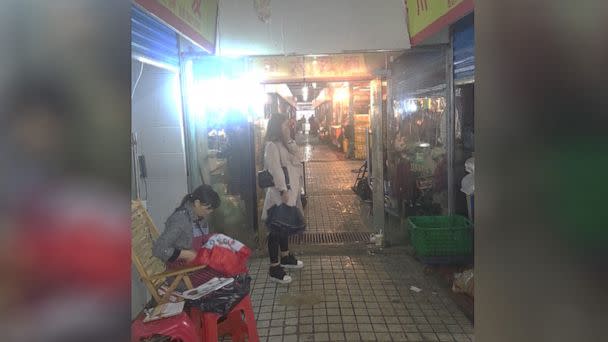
top-left (447, 325), bottom-right (463, 334)
top-left (284, 326), bottom-right (297, 335)
top-left (314, 316), bottom-right (328, 325)
top-left (328, 316), bottom-right (342, 324)
top-left (342, 315), bottom-right (357, 324)
top-left (359, 332), bottom-right (377, 341)
top-left (284, 318), bottom-right (298, 326)
top-left (358, 323), bottom-right (374, 332)
top-left (315, 324), bottom-right (328, 332)
top-left (390, 332), bottom-right (407, 341)
top-left (271, 320), bottom-right (284, 327)
top-left (432, 324), bottom-right (449, 333)
top-left (436, 333), bottom-right (455, 342)
top-left (404, 324), bottom-right (419, 332)
top-left (373, 324), bottom-right (389, 333)
top-left (268, 327), bottom-right (283, 336)
top-left (298, 333), bottom-right (314, 342)
top-left (257, 320), bottom-right (270, 328)
top-left (329, 324), bottom-right (344, 332)
top-left (388, 324), bottom-right (404, 333)
top-left (417, 324), bottom-right (434, 333)
top-left (314, 332), bottom-right (330, 342)
top-left (345, 332), bottom-right (362, 341)
top-left (370, 316), bottom-right (385, 324)
top-left (376, 332), bottom-right (393, 341)
top-left (406, 332), bottom-right (423, 341)
top-left (452, 333), bottom-right (471, 342)
top-left (283, 335), bottom-right (298, 342)
top-left (299, 324), bottom-right (313, 334)
top-left (421, 332), bottom-right (440, 341)
top-left (356, 316), bottom-right (371, 324)
top-left (330, 332), bottom-right (346, 341)
top-left (384, 317), bottom-right (401, 325)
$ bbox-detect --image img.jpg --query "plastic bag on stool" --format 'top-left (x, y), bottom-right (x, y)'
top-left (186, 274), bottom-right (251, 317)
top-left (192, 234), bottom-right (251, 276)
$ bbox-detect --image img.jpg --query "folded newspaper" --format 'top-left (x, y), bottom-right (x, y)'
top-left (158, 277), bottom-right (234, 301)
top-left (143, 301), bottom-right (184, 322)
top-left (182, 277), bottom-right (234, 300)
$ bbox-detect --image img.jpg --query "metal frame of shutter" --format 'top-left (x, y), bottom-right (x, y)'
top-left (453, 13), bottom-right (475, 84)
top-left (131, 4), bottom-right (179, 69)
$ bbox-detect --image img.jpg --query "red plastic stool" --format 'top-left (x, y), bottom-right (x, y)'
top-left (131, 311), bottom-right (199, 342)
top-left (196, 294), bottom-right (259, 342)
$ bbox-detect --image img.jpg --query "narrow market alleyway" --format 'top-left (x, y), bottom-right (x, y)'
top-left (246, 143), bottom-right (474, 342)
top-left (300, 143), bottom-right (370, 234)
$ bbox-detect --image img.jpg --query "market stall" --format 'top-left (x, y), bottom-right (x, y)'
top-left (387, 47), bottom-right (449, 219)
top-left (453, 13), bottom-right (475, 222)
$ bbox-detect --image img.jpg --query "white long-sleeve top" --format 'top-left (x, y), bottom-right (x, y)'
top-left (261, 140), bottom-right (303, 221)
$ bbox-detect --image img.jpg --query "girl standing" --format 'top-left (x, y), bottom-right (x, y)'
top-left (262, 113), bottom-right (305, 284)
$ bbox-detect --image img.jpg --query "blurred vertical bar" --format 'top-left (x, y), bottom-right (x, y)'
top-left (477, 1), bottom-right (608, 341)
top-left (0, 1), bottom-right (130, 341)
top-left (446, 41), bottom-right (455, 215)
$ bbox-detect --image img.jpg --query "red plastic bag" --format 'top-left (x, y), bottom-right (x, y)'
top-left (192, 234), bottom-right (251, 276)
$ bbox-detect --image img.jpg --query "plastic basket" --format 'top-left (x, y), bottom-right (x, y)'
top-left (408, 215), bottom-right (473, 257)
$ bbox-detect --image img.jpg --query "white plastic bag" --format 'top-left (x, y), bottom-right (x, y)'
top-left (465, 157), bottom-right (475, 174)
top-left (460, 173), bottom-right (475, 195)
top-left (203, 233), bottom-right (246, 253)
top-left (452, 269), bottom-right (474, 297)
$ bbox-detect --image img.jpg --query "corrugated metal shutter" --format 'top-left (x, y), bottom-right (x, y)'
top-left (391, 46), bottom-right (447, 100)
top-left (453, 13), bottom-right (474, 83)
top-left (131, 5), bottom-right (179, 67)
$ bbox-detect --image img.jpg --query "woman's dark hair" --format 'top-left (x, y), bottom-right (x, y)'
top-left (261, 113), bottom-right (288, 164)
top-left (264, 113), bottom-right (288, 144)
top-left (177, 184), bottom-right (220, 210)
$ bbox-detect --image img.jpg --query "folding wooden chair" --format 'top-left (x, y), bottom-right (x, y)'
top-left (131, 200), bottom-right (207, 305)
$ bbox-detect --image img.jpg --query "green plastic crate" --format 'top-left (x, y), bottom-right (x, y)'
top-left (408, 215), bottom-right (473, 257)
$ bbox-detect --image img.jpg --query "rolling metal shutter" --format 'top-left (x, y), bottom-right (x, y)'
top-left (453, 13), bottom-right (475, 83)
top-left (131, 4), bottom-right (179, 67)
top-left (391, 46), bottom-right (447, 99)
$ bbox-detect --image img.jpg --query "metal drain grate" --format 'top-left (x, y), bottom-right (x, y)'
top-left (288, 232), bottom-right (371, 245)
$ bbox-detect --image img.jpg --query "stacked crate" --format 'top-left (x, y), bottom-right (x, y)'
top-left (354, 114), bottom-right (369, 160)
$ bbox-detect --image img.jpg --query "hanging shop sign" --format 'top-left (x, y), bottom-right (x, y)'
top-left (405, 0), bottom-right (474, 46)
top-left (305, 55), bottom-right (367, 80)
top-left (250, 53), bottom-right (396, 83)
top-left (135, 0), bottom-right (218, 53)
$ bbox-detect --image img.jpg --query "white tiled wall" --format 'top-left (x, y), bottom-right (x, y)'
top-left (131, 60), bottom-right (188, 317)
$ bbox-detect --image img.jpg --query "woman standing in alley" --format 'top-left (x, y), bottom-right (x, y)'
top-left (262, 113), bottom-right (305, 284)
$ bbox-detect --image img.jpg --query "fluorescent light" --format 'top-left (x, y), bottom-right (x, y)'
top-left (133, 55), bottom-right (178, 72)
top-left (405, 101), bottom-right (417, 113)
top-left (418, 142), bottom-right (430, 148)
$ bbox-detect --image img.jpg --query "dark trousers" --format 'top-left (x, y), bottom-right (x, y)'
top-left (268, 229), bottom-right (289, 264)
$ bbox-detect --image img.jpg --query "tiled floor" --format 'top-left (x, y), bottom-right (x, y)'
top-left (304, 194), bottom-right (367, 233)
top-left (244, 142), bottom-right (473, 342)
top-left (301, 144), bottom-right (369, 234)
top-left (248, 254), bottom-right (474, 342)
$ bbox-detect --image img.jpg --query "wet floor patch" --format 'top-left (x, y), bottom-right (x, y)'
top-left (278, 292), bottom-right (324, 307)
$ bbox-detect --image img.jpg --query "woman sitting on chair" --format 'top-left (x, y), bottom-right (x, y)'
top-left (152, 184), bottom-right (221, 287)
